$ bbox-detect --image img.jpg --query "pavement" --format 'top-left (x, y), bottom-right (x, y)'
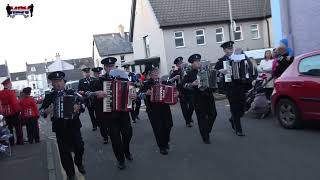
top-left (1, 100), bottom-right (320, 180)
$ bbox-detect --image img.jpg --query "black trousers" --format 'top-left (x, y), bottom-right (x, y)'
top-left (179, 94), bottom-right (194, 125)
top-left (107, 112), bottom-right (133, 163)
top-left (264, 88), bottom-right (273, 100)
top-left (95, 109), bottom-right (109, 141)
top-left (147, 104), bottom-right (173, 150)
top-left (193, 93), bottom-right (217, 140)
top-left (226, 83), bottom-right (246, 132)
top-left (56, 128), bottom-right (84, 177)
top-left (87, 106), bottom-right (97, 128)
top-left (130, 100), bottom-right (141, 121)
top-left (25, 118), bottom-right (40, 143)
top-left (5, 114), bottom-right (23, 145)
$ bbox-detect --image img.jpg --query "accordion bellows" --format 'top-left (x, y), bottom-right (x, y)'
top-left (150, 84), bottom-right (178, 105)
top-left (53, 95), bottom-right (76, 120)
top-left (103, 80), bottom-right (135, 112)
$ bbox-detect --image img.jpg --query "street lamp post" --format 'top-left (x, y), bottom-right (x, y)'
top-left (228, 0), bottom-right (234, 41)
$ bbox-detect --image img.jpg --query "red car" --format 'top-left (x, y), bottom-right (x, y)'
top-left (272, 50), bottom-right (320, 129)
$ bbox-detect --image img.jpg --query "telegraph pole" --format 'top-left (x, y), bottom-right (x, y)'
top-left (228, 0), bottom-right (235, 41)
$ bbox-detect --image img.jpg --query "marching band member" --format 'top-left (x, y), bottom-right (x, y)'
top-left (78, 67), bottom-right (98, 131)
top-left (19, 87), bottom-right (40, 144)
top-left (138, 67), bottom-right (174, 155)
top-left (88, 57), bottom-right (136, 170)
top-left (40, 71), bottom-right (86, 180)
top-left (182, 54), bottom-right (217, 144)
top-left (0, 77), bottom-right (23, 145)
top-left (214, 41), bottom-right (246, 136)
top-left (92, 67), bottom-right (109, 144)
top-left (168, 57), bottom-right (194, 127)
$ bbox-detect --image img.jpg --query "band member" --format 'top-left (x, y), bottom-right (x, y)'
top-left (168, 57), bottom-right (194, 127)
top-left (182, 54), bottom-right (217, 144)
top-left (40, 71), bottom-right (86, 180)
top-left (78, 67), bottom-right (98, 131)
top-left (89, 57), bottom-right (136, 170)
top-left (19, 87), bottom-right (40, 144)
top-left (138, 67), bottom-right (174, 155)
top-left (214, 41), bottom-right (246, 136)
top-left (92, 67), bottom-right (109, 144)
top-left (123, 64), bottom-right (141, 123)
top-left (0, 77), bottom-right (23, 145)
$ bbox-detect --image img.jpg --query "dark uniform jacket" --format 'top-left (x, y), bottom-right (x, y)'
top-left (40, 88), bottom-right (85, 133)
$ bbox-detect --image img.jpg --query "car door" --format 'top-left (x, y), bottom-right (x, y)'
top-left (296, 54), bottom-right (320, 120)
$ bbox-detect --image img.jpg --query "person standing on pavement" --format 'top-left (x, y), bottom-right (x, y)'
top-left (88, 57), bottom-right (136, 170)
top-left (182, 54), bottom-right (217, 144)
top-left (139, 67), bottom-right (174, 155)
top-left (214, 41), bottom-right (246, 136)
top-left (78, 67), bottom-right (98, 131)
top-left (40, 71), bottom-right (86, 180)
top-left (91, 67), bottom-right (109, 144)
top-left (0, 77), bottom-right (23, 145)
top-left (19, 87), bottom-right (40, 144)
top-left (168, 57), bottom-right (194, 127)
top-left (257, 50), bottom-right (274, 100)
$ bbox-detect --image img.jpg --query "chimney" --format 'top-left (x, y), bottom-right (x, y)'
top-left (118, 24), bottom-right (125, 38)
top-left (55, 53), bottom-right (61, 61)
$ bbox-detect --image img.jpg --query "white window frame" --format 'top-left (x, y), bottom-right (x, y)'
top-left (234, 25), bottom-right (243, 41)
top-left (250, 24), bottom-right (260, 39)
top-left (195, 29), bottom-right (206, 46)
top-left (215, 27), bottom-right (225, 43)
top-left (174, 31), bottom-right (185, 48)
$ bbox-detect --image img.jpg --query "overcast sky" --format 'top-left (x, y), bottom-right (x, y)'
top-left (0, 0), bottom-right (132, 72)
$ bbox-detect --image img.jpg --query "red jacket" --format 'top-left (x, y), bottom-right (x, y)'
top-left (0, 89), bottom-right (20, 116)
top-left (19, 96), bottom-right (39, 119)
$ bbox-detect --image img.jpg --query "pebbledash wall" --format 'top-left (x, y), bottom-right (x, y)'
top-left (277, 0), bottom-right (320, 55)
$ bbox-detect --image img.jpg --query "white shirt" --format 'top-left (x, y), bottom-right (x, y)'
top-left (257, 59), bottom-right (274, 88)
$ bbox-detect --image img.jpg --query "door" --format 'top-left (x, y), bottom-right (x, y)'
top-left (296, 54), bottom-right (320, 120)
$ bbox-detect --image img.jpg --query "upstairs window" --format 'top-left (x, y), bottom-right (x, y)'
top-left (195, 29), bottom-right (206, 45)
top-left (216, 27), bottom-right (225, 43)
top-left (174, 31), bottom-right (185, 48)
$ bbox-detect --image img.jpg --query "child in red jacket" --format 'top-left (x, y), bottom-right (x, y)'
top-left (20, 87), bottom-right (40, 144)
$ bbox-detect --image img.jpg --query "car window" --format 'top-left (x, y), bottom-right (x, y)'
top-left (299, 55), bottom-right (320, 76)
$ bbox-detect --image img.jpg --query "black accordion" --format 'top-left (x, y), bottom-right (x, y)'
top-left (223, 60), bottom-right (250, 82)
top-left (197, 69), bottom-right (218, 91)
top-left (103, 80), bottom-right (135, 112)
top-left (53, 95), bottom-right (77, 119)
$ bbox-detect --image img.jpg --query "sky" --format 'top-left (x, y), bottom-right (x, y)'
top-left (0, 0), bottom-right (132, 72)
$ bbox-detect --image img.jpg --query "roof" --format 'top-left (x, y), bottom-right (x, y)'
top-left (130, 0), bottom-right (271, 40)
top-left (93, 33), bottom-right (133, 57)
top-left (10, 72), bottom-right (27, 81)
top-left (26, 63), bottom-right (47, 75)
top-left (0, 64), bottom-right (9, 77)
top-left (46, 69), bottom-right (83, 82)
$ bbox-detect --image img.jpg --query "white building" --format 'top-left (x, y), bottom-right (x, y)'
top-left (129, 0), bottom-right (273, 75)
top-left (93, 25), bottom-right (134, 69)
top-left (25, 62), bottom-right (49, 95)
top-left (10, 72), bottom-right (28, 91)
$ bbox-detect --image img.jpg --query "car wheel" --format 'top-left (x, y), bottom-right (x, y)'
top-left (276, 99), bottom-right (301, 129)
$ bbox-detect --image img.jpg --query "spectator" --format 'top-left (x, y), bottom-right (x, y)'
top-left (257, 50), bottom-right (274, 100)
top-left (272, 45), bottom-right (294, 78)
top-left (169, 66), bottom-right (175, 77)
top-left (280, 38), bottom-right (294, 57)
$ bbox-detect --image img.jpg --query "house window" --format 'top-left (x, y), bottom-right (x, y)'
top-left (31, 67), bottom-right (36, 72)
top-left (143, 36), bottom-right (151, 58)
top-left (120, 55), bottom-right (125, 63)
top-left (16, 77), bottom-right (19, 81)
top-left (234, 26), bottom-right (243, 41)
top-left (251, 24), bottom-right (260, 39)
top-left (174, 31), bottom-right (185, 48)
top-left (216, 27), bottom-right (225, 43)
top-left (195, 29), bottom-right (206, 45)
top-left (32, 83), bottom-right (36, 89)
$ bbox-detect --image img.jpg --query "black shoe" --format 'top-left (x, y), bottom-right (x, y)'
top-left (165, 144), bottom-right (170, 150)
top-left (160, 148), bottom-right (168, 155)
top-left (125, 153), bottom-right (133, 161)
top-left (103, 138), bottom-right (109, 144)
top-left (132, 119), bottom-right (136, 123)
top-left (77, 165), bottom-right (86, 174)
top-left (92, 127), bottom-right (98, 131)
top-left (136, 116), bottom-right (141, 120)
top-left (186, 123), bottom-right (193, 128)
top-left (236, 131), bottom-right (245, 137)
top-left (203, 137), bottom-right (211, 144)
top-left (118, 161), bottom-right (126, 170)
top-left (67, 175), bottom-right (75, 180)
top-left (229, 118), bottom-right (235, 130)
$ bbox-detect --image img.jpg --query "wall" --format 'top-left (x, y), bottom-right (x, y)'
top-left (12, 80), bottom-right (28, 90)
top-left (132, 0), bottom-right (167, 75)
top-left (271, 0), bottom-right (283, 47)
top-left (280, 0), bottom-right (320, 56)
top-left (162, 20), bottom-right (268, 73)
top-left (47, 60), bottom-right (74, 72)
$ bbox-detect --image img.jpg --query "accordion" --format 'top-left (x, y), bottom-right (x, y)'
top-left (223, 60), bottom-right (250, 82)
top-left (103, 80), bottom-right (135, 112)
top-left (53, 95), bottom-right (77, 119)
top-left (197, 69), bottom-right (218, 91)
top-left (150, 84), bottom-right (178, 105)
